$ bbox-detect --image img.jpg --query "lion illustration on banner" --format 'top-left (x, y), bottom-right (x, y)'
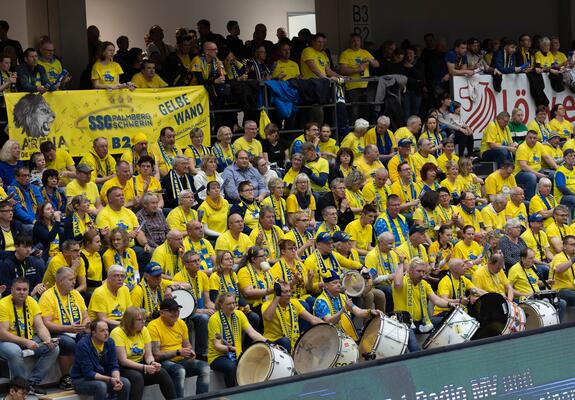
top-left (13, 93), bottom-right (56, 137)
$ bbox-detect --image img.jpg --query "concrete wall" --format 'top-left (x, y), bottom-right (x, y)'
top-left (85, 0), bottom-right (315, 50)
top-left (0, 0), bottom-right (29, 47)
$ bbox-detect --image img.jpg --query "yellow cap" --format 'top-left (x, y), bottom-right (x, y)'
top-left (132, 132), bottom-right (148, 144)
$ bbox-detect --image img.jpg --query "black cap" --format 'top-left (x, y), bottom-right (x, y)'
top-left (160, 298), bottom-right (182, 311)
top-left (409, 225), bottom-right (427, 235)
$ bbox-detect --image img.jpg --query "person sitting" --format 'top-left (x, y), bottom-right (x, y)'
top-left (166, 190), bottom-right (199, 234)
top-left (39, 169), bottom-right (66, 214)
top-left (362, 168), bottom-right (391, 214)
top-left (396, 225), bottom-right (429, 263)
top-left (131, 60), bottom-right (168, 88)
top-left (43, 239), bottom-right (87, 294)
top-left (249, 206), bottom-right (285, 265)
top-left (193, 155), bottom-right (223, 201)
top-left (481, 194), bottom-right (507, 233)
top-left (233, 120), bottom-right (263, 158)
top-left (184, 220), bottom-right (216, 273)
top-left (221, 150), bottom-right (268, 202)
top-left (123, 156), bottom-right (164, 210)
top-left (173, 250), bottom-right (215, 359)
top-left (394, 116), bottom-right (421, 152)
top-left (286, 174), bottom-right (316, 227)
top-left (110, 307), bottom-right (176, 400)
top-left (344, 204), bottom-right (378, 257)
top-left (148, 298), bottom-right (210, 397)
top-left (79, 137), bottom-right (116, 185)
top-left (412, 190), bottom-right (440, 242)
top-left (364, 115), bottom-right (396, 163)
top-left (317, 178), bottom-right (355, 230)
top-left (434, 258), bottom-right (485, 317)
top-left (301, 142), bottom-right (330, 193)
top-left (120, 133), bottom-right (149, 176)
top-left (514, 130), bottom-right (545, 200)
top-left (88, 265), bottom-right (132, 328)
top-left (0, 140), bottom-right (23, 188)
top-left (214, 213), bottom-right (255, 264)
top-left (509, 248), bottom-right (566, 322)
top-left (549, 235), bottom-right (575, 307)
top-left (393, 257), bottom-right (458, 352)
top-left (0, 277), bottom-right (59, 395)
top-left (212, 126), bottom-right (235, 173)
top-left (184, 128), bottom-right (211, 175)
top-left (547, 205), bottom-right (574, 254)
top-left (7, 166), bottom-right (44, 231)
top-left (411, 138), bottom-right (437, 182)
top-left (150, 230), bottom-right (185, 279)
top-left (40, 141), bottom-right (76, 187)
top-left (103, 228), bottom-right (139, 291)
top-left (230, 181), bottom-right (261, 235)
top-left (373, 194), bottom-right (409, 247)
top-left (262, 281), bottom-right (322, 353)
top-left (484, 160), bottom-right (517, 202)
top-left (0, 234), bottom-right (45, 297)
top-left (527, 105), bottom-right (552, 143)
top-left (456, 191), bottom-right (486, 240)
top-left (521, 213), bottom-right (553, 279)
top-left (136, 193), bottom-right (169, 253)
top-left (81, 231), bottom-right (105, 295)
top-left (161, 155), bottom-right (194, 210)
top-left (207, 293), bottom-right (267, 388)
top-left (341, 118), bottom-right (368, 158)
top-left (91, 41), bottom-right (134, 91)
top-left (480, 111), bottom-right (518, 167)
top-left (65, 165), bottom-right (102, 217)
top-left (436, 137), bottom-right (459, 176)
top-left (149, 127), bottom-right (181, 178)
top-left (70, 320), bottom-right (130, 400)
top-left (99, 161), bottom-right (132, 207)
top-left (554, 148), bottom-right (575, 215)
top-left (39, 266), bottom-right (90, 390)
top-left (472, 252), bottom-right (514, 300)
top-left (387, 139), bottom-right (416, 183)
top-left (198, 181), bottom-right (230, 238)
top-left (314, 271), bottom-right (383, 342)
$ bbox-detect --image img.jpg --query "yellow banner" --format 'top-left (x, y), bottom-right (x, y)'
top-left (6, 87), bottom-right (210, 159)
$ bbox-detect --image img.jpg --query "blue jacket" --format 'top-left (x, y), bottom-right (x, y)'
top-left (264, 80), bottom-right (299, 119)
top-left (491, 49), bottom-right (518, 74)
top-left (70, 335), bottom-right (119, 380)
top-left (7, 182), bottom-right (44, 224)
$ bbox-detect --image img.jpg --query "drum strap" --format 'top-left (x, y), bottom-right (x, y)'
top-left (522, 266), bottom-right (538, 294)
top-left (407, 279), bottom-right (431, 326)
top-left (447, 272), bottom-right (465, 300)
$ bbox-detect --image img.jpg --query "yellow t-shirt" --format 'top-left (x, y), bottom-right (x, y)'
top-left (504, 201), bottom-right (528, 227)
top-left (65, 180), bottom-right (100, 209)
top-left (88, 284), bottom-right (132, 321)
top-left (508, 263), bottom-right (540, 295)
top-left (39, 287), bottom-right (87, 325)
top-left (102, 248), bottom-right (139, 290)
top-left (528, 194), bottom-right (556, 228)
top-left (412, 207), bottom-right (440, 239)
top-left (436, 153), bottom-right (459, 173)
top-left (123, 175), bottom-right (163, 204)
top-left (130, 279), bottom-right (172, 316)
top-left (440, 178), bottom-right (465, 201)
top-left (150, 242), bottom-right (184, 277)
top-left (554, 165), bottom-right (575, 203)
top-left (392, 276), bottom-right (433, 322)
top-left (484, 171), bottom-right (516, 198)
top-left (390, 180), bottom-right (419, 206)
top-left (354, 157), bottom-right (385, 181)
top-left (411, 152), bottom-right (437, 181)
top-left (233, 136), bottom-right (262, 157)
top-left (338, 48), bottom-right (374, 90)
top-left (237, 266), bottom-right (273, 306)
top-left (305, 157), bottom-right (330, 192)
top-left (3, 230), bottom-right (14, 251)
top-left (173, 270), bottom-right (210, 306)
top-left (550, 252), bottom-right (575, 291)
top-left (318, 138), bottom-right (339, 159)
top-left (260, 196), bottom-right (287, 229)
top-left (131, 72), bottom-right (168, 88)
top-left (549, 118), bottom-right (573, 139)
top-left (110, 326), bottom-right (152, 363)
top-left (514, 141), bottom-right (543, 174)
top-left (527, 119), bottom-right (552, 142)
top-left (455, 206), bottom-right (484, 232)
top-left (214, 231), bottom-right (254, 260)
top-left (248, 226), bottom-right (285, 261)
top-left (396, 241), bottom-right (429, 263)
top-left (541, 144), bottom-right (563, 169)
top-left (38, 57), bottom-right (63, 84)
top-left (271, 59), bottom-right (300, 80)
top-left (520, 229), bottom-right (549, 260)
top-left (99, 176), bottom-right (128, 205)
top-left (148, 317), bottom-right (188, 362)
top-left (340, 132), bottom-right (366, 157)
top-left (364, 127), bottom-right (397, 152)
top-left (344, 219), bottom-right (373, 251)
top-left (472, 266), bottom-right (509, 295)
top-left (166, 206), bottom-right (199, 232)
top-left (534, 51), bottom-right (556, 68)
top-left (0, 295), bottom-right (41, 337)
top-left (286, 194), bottom-right (316, 219)
top-left (362, 180), bottom-right (390, 214)
top-left (95, 206), bottom-right (139, 245)
top-left (43, 252), bottom-right (86, 289)
top-left (453, 240), bottom-right (483, 273)
top-left (198, 198), bottom-right (230, 234)
top-left (481, 205), bottom-right (506, 231)
top-left (261, 298), bottom-right (304, 342)
top-left (480, 120), bottom-right (513, 155)
top-left (149, 142), bottom-right (179, 177)
top-left (207, 310), bottom-right (250, 364)
top-left (364, 247), bottom-right (399, 278)
top-left (209, 272), bottom-right (239, 298)
top-left (82, 249), bottom-right (104, 285)
top-left (300, 47), bottom-right (330, 79)
top-left (91, 60), bottom-right (124, 85)
top-left (388, 154), bottom-right (416, 183)
top-left (434, 274), bottom-right (474, 315)
top-left (427, 241), bottom-right (454, 270)
top-left (458, 174), bottom-right (481, 198)
top-left (46, 149), bottom-right (75, 185)
top-left (345, 189), bottom-right (366, 219)
top-left (394, 127), bottom-right (416, 151)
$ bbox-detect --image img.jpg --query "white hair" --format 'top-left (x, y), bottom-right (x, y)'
top-left (354, 118), bottom-right (369, 130)
top-left (107, 264), bottom-right (125, 274)
top-left (377, 115), bottom-right (390, 126)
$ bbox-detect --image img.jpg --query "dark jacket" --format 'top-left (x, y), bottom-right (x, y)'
top-left (70, 335), bottom-right (119, 381)
top-left (15, 63), bottom-right (49, 92)
top-left (0, 252), bottom-right (46, 295)
top-left (32, 220), bottom-right (61, 264)
top-left (316, 192), bottom-right (355, 230)
top-left (160, 172), bottom-right (195, 209)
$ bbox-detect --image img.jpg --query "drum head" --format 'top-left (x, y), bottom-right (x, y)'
top-left (293, 324), bottom-right (339, 374)
top-left (343, 272), bottom-right (365, 297)
top-left (236, 343), bottom-right (272, 386)
top-left (468, 293), bottom-right (507, 339)
top-left (171, 290), bottom-right (196, 319)
top-left (422, 309), bottom-right (454, 348)
top-left (359, 317), bottom-right (382, 355)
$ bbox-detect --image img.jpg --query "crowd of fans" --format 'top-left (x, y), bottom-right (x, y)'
top-left (0, 16), bottom-right (574, 399)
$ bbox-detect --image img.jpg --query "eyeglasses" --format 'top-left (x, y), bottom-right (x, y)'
top-left (0, 209), bottom-right (13, 213)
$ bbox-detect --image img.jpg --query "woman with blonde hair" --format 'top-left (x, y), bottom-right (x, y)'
top-left (111, 307), bottom-right (176, 400)
top-left (458, 157), bottom-right (487, 205)
top-left (185, 127), bottom-right (211, 174)
top-left (0, 140), bottom-right (22, 188)
top-left (212, 125), bottom-right (235, 172)
top-left (344, 169), bottom-right (367, 218)
top-left (103, 227), bottom-right (139, 290)
top-left (193, 154), bottom-right (223, 201)
top-left (286, 173), bottom-right (316, 226)
top-left (260, 177), bottom-right (288, 231)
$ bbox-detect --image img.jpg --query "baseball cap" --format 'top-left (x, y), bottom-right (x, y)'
top-left (332, 231), bottom-right (351, 243)
top-left (528, 213), bottom-right (544, 223)
top-left (145, 262), bottom-right (163, 277)
top-left (565, 149), bottom-right (575, 156)
top-left (398, 138), bottom-right (413, 147)
top-left (409, 225), bottom-right (427, 235)
top-left (76, 163), bottom-right (93, 173)
top-left (322, 270), bottom-right (340, 283)
top-left (316, 232), bottom-right (333, 243)
top-left (548, 131), bottom-right (561, 140)
top-left (160, 298), bottom-right (182, 311)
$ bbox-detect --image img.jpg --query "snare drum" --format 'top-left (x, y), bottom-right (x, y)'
top-left (171, 290), bottom-right (196, 319)
top-left (533, 290), bottom-right (560, 307)
top-left (236, 342), bottom-right (294, 386)
top-left (358, 315), bottom-right (409, 360)
top-left (422, 307), bottom-right (479, 349)
top-left (519, 299), bottom-right (559, 330)
top-left (468, 293), bottom-right (525, 339)
top-left (293, 324), bottom-right (359, 374)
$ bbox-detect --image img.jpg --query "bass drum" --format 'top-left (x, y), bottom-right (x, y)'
top-left (519, 299), bottom-right (559, 330)
top-left (468, 293), bottom-right (525, 339)
top-left (171, 290), bottom-right (196, 319)
top-left (236, 342), bottom-right (294, 386)
top-left (358, 315), bottom-right (409, 360)
top-left (423, 307), bottom-right (479, 349)
top-left (293, 324), bottom-right (359, 374)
